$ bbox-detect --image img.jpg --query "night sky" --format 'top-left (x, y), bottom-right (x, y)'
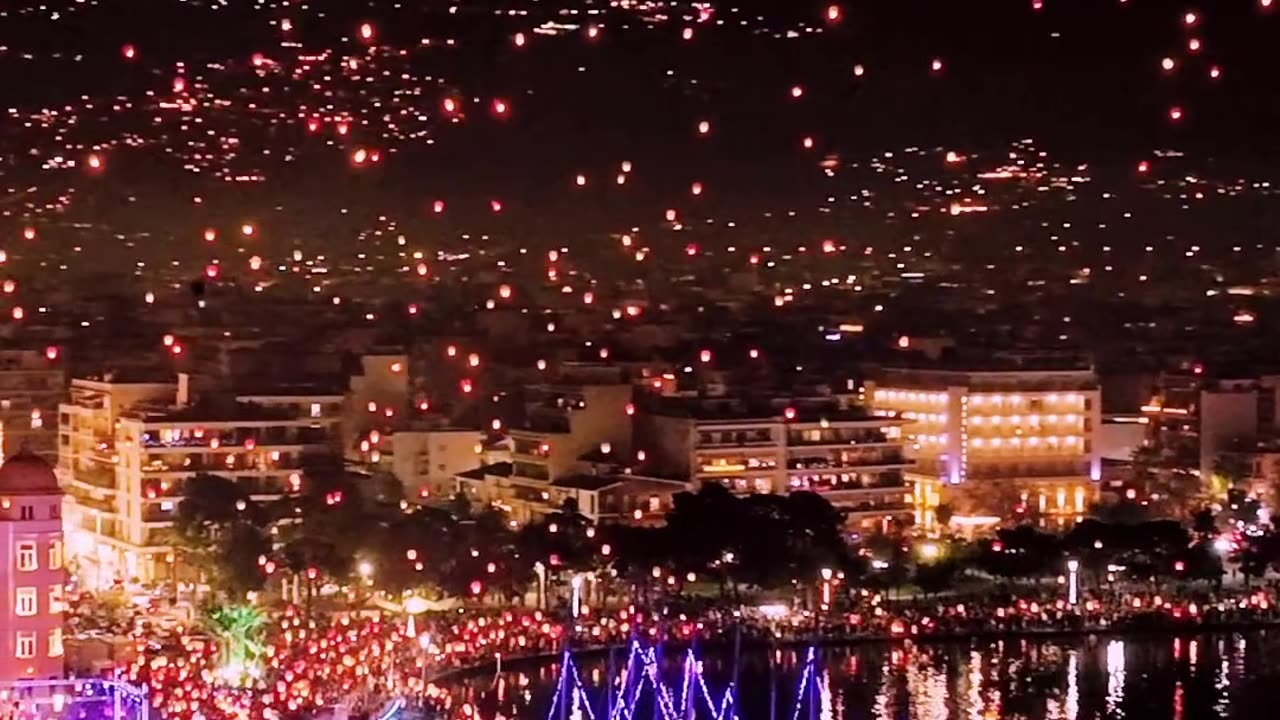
top-left (0, 0), bottom-right (1277, 277)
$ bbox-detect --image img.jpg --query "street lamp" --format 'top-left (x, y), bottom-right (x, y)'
top-left (571, 575), bottom-right (583, 618)
top-left (1067, 558), bottom-right (1080, 605)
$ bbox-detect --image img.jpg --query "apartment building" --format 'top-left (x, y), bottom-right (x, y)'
top-left (508, 383), bottom-right (633, 484)
top-left (0, 349), bottom-right (66, 464)
top-left (57, 375), bottom-right (341, 587)
top-left (866, 358), bottom-right (1102, 529)
top-left (637, 396), bottom-right (914, 533)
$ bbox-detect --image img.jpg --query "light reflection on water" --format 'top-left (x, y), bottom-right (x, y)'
top-left (440, 631), bottom-right (1280, 720)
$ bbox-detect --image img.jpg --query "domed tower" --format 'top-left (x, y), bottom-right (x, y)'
top-left (0, 450), bottom-right (66, 680)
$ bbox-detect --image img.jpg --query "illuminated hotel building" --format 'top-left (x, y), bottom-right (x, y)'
top-left (57, 375), bottom-right (341, 586)
top-left (638, 397), bottom-right (914, 532)
top-left (866, 362), bottom-right (1101, 529)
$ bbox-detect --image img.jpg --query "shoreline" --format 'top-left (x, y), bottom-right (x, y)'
top-left (426, 619), bottom-right (1280, 684)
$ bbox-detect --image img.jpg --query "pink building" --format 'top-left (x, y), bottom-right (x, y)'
top-left (0, 451), bottom-right (66, 680)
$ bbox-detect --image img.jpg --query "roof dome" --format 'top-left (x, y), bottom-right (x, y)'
top-left (0, 451), bottom-right (60, 495)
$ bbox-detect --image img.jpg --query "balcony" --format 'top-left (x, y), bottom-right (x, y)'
top-left (71, 492), bottom-right (119, 515)
top-left (696, 430), bottom-right (776, 449)
top-left (70, 467), bottom-right (118, 491)
top-left (785, 452), bottom-right (910, 473)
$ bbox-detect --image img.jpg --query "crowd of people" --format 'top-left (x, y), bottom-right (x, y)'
top-left (112, 583), bottom-right (1280, 720)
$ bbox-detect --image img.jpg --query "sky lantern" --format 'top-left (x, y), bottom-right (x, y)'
top-left (1169, 105), bottom-right (1184, 122)
top-left (1187, 38), bottom-right (1202, 52)
top-left (205, 263), bottom-right (220, 279)
top-left (1209, 65), bottom-right (1222, 79)
top-left (10, 307), bottom-right (22, 321)
top-left (442, 97), bottom-right (457, 114)
top-left (306, 118), bottom-right (320, 132)
top-left (359, 22), bottom-right (375, 41)
top-left (685, 243), bottom-right (699, 256)
top-left (1032, 0), bottom-right (1044, 9)
top-left (930, 58), bottom-right (944, 73)
top-left (691, 181), bottom-right (703, 196)
top-left (682, 27), bottom-right (694, 41)
top-left (416, 262), bottom-right (429, 276)
top-left (249, 255), bottom-right (263, 270)
top-left (665, 209), bottom-right (678, 222)
top-left (513, 32), bottom-right (527, 47)
top-left (491, 98), bottom-right (510, 116)
top-left (490, 199), bottom-right (503, 212)
top-left (352, 148), bottom-right (369, 165)
top-left (1184, 10), bottom-right (1198, 26)
top-left (790, 85), bottom-right (804, 98)
top-left (45, 346), bottom-right (58, 361)
top-left (783, 407), bottom-right (797, 421)
top-left (172, 76), bottom-right (186, 93)
top-left (432, 200), bottom-right (445, 213)
top-left (616, 173), bottom-right (627, 185)
top-left (1161, 57), bottom-right (1175, 71)
top-left (575, 173), bottom-right (587, 187)
top-left (802, 136), bottom-right (815, 149)
top-left (586, 24), bottom-right (600, 39)
top-left (822, 239), bottom-right (837, 253)
top-left (1137, 160), bottom-right (1150, 173)
top-left (853, 63), bottom-right (865, 77)
top-left (498, 284), bottom-right (512, 299)
top-left (2, 280), bottom-right (15, 294)
top-left (86, 153), bottom-right (103, 171)
top-left (122, 44), bottom-right (136, 60)
top-left (163, 334), bottom-right (175, 347)
top-left (241, 223), bottom-right (256, 237)
top-left (281, 18), bottom-right (293, 31)
top-left (825, 4), bottom-right (842, 23)
top-left (699, 349), bottom-right (712, 363)
top-left (251, 52), bottom-right (266, 67)
top-left (337, 121), bottom-right (350, 135)
top-left (204, 228), bottom-right (217, 242)
top-left (697, 120), bottom-right (711, 135)
top-left (620, 160), bottom-right (633, 173)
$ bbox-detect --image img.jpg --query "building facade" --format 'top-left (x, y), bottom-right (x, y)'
top-left (57, 377), bottom-right (340, 586)
top-left (867, 363), bottom-right (1102, 530)
top-left (0, 349), bottom-right (66, 464)
top-left (637, 398), bottom-right (914, 533)
top-left (0, 452), bottom-right (67, 681)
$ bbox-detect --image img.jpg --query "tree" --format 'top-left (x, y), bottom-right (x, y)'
top-left (174, 474), bottom-right (272, 599)
top-left (204, 604), bottom-right (267, 686)
top-left (913, 557), bottom-right (961, 597)
top-left (934, 503), bottom-right (955, 530)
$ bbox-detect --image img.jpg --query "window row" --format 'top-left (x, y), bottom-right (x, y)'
top-left (15, 629), bottom-right (63, 659)
top-left (15, 539), bottom-right (63, 571)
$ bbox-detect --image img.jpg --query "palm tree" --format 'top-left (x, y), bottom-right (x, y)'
top-left (205, 604), bottom-right (268, 686)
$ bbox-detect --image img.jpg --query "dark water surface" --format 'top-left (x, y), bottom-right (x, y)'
top-left (441, 632), bottom-right (1280, 720)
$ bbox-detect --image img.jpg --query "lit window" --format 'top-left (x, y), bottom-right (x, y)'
top-left (48, 628), bottom-right (63, 657)
top-left (49, 584), bottom-right (63, 613)
top-left (647, 495), bottom-right (660, 513)
top-left (16, 542), bottom-right (37, 571)
top-left (16, 632), bottom-right (35, 659)
top-left (15, 587), bottom-right (37, 616)
top-left (48, 540), bottom-right (62, 570)
top-left (310, 402), bottom-right (322, 418)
